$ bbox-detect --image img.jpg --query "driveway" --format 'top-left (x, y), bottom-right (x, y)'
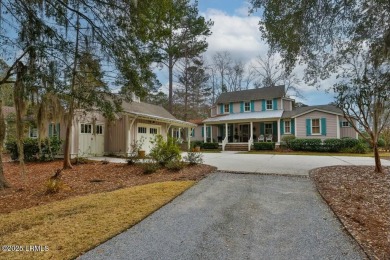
top-left (79, 173), bottom-right (366, 260)
top-left (200, 152), bottom-right (390, 176)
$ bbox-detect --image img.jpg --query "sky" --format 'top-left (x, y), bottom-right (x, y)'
top-left (159, 0), bottom-right (335, 106)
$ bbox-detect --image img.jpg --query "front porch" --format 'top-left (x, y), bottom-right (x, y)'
top-left (202, 121), bottom-right (281, 151)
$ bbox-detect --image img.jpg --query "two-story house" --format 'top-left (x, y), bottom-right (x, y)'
top-left (198, 85), bottom-right (358, 151)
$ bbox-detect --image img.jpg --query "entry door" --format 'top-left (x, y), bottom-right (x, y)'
top-left (137, 123), bottom-right (161, 154)
top-left (240, 124), bottom-right (250, 142)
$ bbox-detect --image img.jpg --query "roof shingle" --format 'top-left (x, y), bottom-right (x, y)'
top-left (216, 85), bottom-right (285, 104)
top-left (282, 105), bottom-right (343, 118)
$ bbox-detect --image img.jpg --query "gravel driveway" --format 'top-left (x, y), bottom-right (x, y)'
top-left (79, 173), bottom-right (366, 260)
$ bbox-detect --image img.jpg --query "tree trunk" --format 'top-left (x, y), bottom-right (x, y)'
top-left (0, 103), bottom-right (10, 189)
top-left (168, 55), bottom-right (173, 113)
top-left (63, 114), bottom-right (73, 169)
top-left (373, 144), bottom-right (383, 173)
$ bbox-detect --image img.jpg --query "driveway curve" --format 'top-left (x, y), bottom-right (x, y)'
top-left (79, 173), bottom-right (366, 260)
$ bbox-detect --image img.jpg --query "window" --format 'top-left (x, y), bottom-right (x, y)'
top-left (81, 124), bottom-right (92, 134)
top-left (150, 128), bottom-right (158, 134)
top-left (265, 123), bottom-right (273, 135)
top-left (284, 121), bottom-right (291, 134)
top-left (138, 127), bottom-right (147, 134)
top-left (312, 119), bottom-right (320, 134)
top-left (190, 129), bottom-right (195, 137)
top-left (342, 121), bottom-right (350, 127)
top-left (29, 127), bottom-right (38, 138)
top-left (49, 123), bottom-right (60, 137)
top-left (224, 104), bottom-right (229, 113)
top-left (244, 102), bottom-right (250, 112)
top-left (96, 125), bottom-right (103, 135)
top-left (266, 100), bottom-right (273, 110)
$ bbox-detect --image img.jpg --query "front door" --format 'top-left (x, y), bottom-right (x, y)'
top-left (239, 124), bottom-right (250, 142)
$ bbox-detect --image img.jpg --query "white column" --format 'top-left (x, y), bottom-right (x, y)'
top-left (178, 127), bottom-right (181, 138)
top-left (277, 119), bottom-right (281, 143)
top-left (187, 127), bottom-right (191, 150)
top-left (225, 123), bottom-right (228, 142)
top-left (210, 126), bottom-right (213, 142)
top-left (250, 121), bottom-right (253, 140)
top-left (203, 124), bottom-right (207, 143)
top-left (336, 115), bottom-right (340, 138)
top-left (171, 127), bottom-right (174, 138)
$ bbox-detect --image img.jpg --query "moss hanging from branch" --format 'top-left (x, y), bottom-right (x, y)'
top-left (0, 101), bottom-right (11, 189)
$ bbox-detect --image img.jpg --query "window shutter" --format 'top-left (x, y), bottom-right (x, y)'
top-left (240, 101), bottom-right (244, 113)
top-left (220, 104), bottom-right (224, 114)
top-left (321, 118), bottom-right (327, 135)
top-left (306, 119), bottom-right (311, 136)
top-left (273, 98), bottom-right (278, 110)
top-left (250, 101), bottom-right (255, 112)
top-left (340, 121), bottom-right (343, 128)
top-left (207, 126), bottom-right (211, 138)
top-left (201, 127), bottom-right (204, 137)
top-left (48, 123), bottom-right (53, 137)
top-left (260, 122), bottom-right (265, 135)
top-left (229, 102), bottom-right (234, 113)
top-left (291, 119), bottom-right (295, 135)
top-left (262, 100), bottom-right (266, 111)
top-left (280, 120), bottom-right (284, 135)
top-left (191, 129), bottom-right (195, 137)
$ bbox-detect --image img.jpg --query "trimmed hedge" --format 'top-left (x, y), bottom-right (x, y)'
top-left (289, 137), bottom-right (368, 153)
top-left (201, 142), bottom-right (219, 149)
top-left (253, 142), bottom-right (275, 150)
top-left (289, 139), bottom-right (322, 151)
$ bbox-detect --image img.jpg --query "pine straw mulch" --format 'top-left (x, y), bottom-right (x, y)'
top-left (0, 159), bottom-right (216, 214)
top-left (310, 166), bottom-right (390, 260)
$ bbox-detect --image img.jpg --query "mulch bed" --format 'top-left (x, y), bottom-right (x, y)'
top-left (0, 159), bottom-right (216, 214)
top-left (310, 166), bottom-right (390, 260)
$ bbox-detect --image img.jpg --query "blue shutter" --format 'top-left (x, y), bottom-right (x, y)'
top-left (240, 101), bottom-right (244, 113)
top-left (273, 98), bottom-right (278, 110)
top-left (201, 127), bottom-right (204, 137)
top-left (260, 122), bottom-right (265, 135)
top-left (229, 102), bottom-right (234, 113)
top-left (220, 104), bottom-right (224, 114)
top-left (280, 120), bottom-right (284, 135)
top-left (208, 126), bottom-right (211, 138)
top-left (48, 123), bottom-right (53, 137)
top-left (291, 119), bottom-right (295, 135)
top-left (321, 118), bottom-right (327, 136)
top-left (250, 101), bottom-right (255, 112)
top-left (340, 121), bottom-right (343, 128)
top-left (262, 100), bottom-right (266, 111)
top-left (306, 119), bottom-right (311, 136)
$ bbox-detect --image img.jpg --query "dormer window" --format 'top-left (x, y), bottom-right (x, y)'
top-left (224, 104), bottom-right (229, 113)
top-left (244, 102), bottom-right (250, 112)
top-left (266, 100), bottom-right (273, 110)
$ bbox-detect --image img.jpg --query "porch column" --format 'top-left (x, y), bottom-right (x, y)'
top-left (187, 127), bottom-right (191, 150)
top-left (277, 119), bottom-right (281, 144)
top-left (250, 121), bottom-right (253, 151)
top-left (203, 124), bottom-right (207, 143)
top-left (225, 123), bottom-right (228, 141)
top-left (178, 127), bottom-right (181, 139)
top-left (210, 125), bottom-right (213, 142)
top-left (171, 128), bottom-right (174, 138)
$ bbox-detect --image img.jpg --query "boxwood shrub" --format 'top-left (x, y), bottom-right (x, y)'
top-left (6, 137), bottom-right (62, 162)
top-left (323, 138), bottom-right (344, 152)
top-left (289, 138), bottom-right (322, 151)
top-left (201, 142), bottom-right (219, 149)
top-left (253, 142), bottom-right (275, 150)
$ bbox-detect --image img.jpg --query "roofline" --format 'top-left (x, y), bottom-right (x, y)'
top-left (123, 111), bottom-right (196, 127)
top-left (203, 117), bottom-right (283, 124)
top-left (291, 108), bottom-right (342, 118)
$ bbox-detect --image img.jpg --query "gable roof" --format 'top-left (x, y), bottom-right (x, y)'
top-left (282, 105), bottom-right (343, 118)
top-left (216, 85), bottom-right (285, 104)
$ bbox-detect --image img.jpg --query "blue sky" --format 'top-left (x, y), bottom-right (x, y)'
top-left (185, 0), bottom-right (335, 106)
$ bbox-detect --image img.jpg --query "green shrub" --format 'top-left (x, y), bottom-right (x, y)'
top-left (192, 140), bottom-right (203, 148)
top-left (201, 142), bottom-right (219, 149)
top-left (6, 137), bottom-right (62, 162)
top-left (183, 151), bottom-right (204, 165)
top-left (351, 142), bottom-right (369, 154)
top-left (289, 138), bottom-right (322, 151)
top-left (377, 138), bottom-right (385, 147)
top-left (253, 142), bottom-right (275, 150)
top-left (341, 137), bottom-right (360, 149)
top-left (165, 160), bottom-right (185, 172)
top-left (323, 138), bottom-right (344, 152)
top-left (281, 135), bottom-right (296, 149)
top-left (142, 163), bottom-right (159, 174)
top-left (149, 135), bottom-right (181, 166)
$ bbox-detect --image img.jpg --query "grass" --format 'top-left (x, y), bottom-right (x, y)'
top-left (0, 181), bottom-right (195, 260)
top-left (240, 150), bottom-right (390, 157)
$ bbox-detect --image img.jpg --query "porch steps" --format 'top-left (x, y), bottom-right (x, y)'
top-left (224, 143), bottom-right (248, 151)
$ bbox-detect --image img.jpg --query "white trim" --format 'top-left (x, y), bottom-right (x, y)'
top-left (277, 119), bottom-right (281, 144)
top-left (266, 100), bottom-right (273, 110)
top-left (311, 118), bottom-right (321, 135)
top-left (336, 115), bottom-right (340, 138)
top-left (244, 101), bottom-right (251, 112)
top-left (292, 109), bottom-right (342, 118)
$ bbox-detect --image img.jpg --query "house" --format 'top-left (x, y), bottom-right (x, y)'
top-left (18, 97), bottom-right (196, 157)
top-left (201, 85), bottom-right (358, 151)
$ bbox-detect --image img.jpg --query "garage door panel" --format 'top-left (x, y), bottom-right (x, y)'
top-left (137, 124), bottom-right (161, 154)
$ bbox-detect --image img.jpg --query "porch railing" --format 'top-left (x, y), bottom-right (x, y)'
top-left (248, 136), bottom-right (253, 151)
top-left (222, 136), bottom-right (228, 151)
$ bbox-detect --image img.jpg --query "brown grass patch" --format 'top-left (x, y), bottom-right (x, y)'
top-left (0, 181), bottom-right (195, 260)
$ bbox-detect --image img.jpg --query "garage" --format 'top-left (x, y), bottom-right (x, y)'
top-left (136, 123), bottom-right (161, 154)
top-left (78, 123), bottom-right (105, 156)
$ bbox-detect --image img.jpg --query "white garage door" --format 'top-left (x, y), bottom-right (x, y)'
top-left (137, 123), bottom-right (161, 154)
top-left (79, 123), bottom-right (105, 156)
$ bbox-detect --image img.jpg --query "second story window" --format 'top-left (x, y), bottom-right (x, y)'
top-left (244, 102), bottom-right (250, 112)
top-left (224, 104), bottom-right (229, 113)
top-left (342, 121), bottom-right (350, 127)
top-left (266, 100), bottom-right (273, 110)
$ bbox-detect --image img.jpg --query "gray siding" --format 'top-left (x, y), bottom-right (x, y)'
top-left (295, 111), bottom-right (337, 139)
top-left (283, 99), bottom-right (293, 111)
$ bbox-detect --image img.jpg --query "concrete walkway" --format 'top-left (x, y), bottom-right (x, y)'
top-left (78, 173), bottom-right (366, 260)
top-left (93, 152), bottom-right (390, 176)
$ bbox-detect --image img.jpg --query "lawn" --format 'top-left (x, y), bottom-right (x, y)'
top-left (311, 166), bottom-right (390, 259)
top-left (0, 181), bottom-right (194, 260)
top-left (241, 150), bottom-right (390, 157)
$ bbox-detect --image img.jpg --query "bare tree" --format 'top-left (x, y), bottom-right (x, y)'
top-left (226, 60), bottom-right (244, 92)
top-left (212, 51), bottom-right (232, 93)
